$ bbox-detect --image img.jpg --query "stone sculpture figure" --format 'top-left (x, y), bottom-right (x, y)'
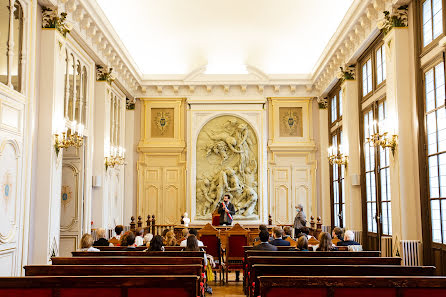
top-left (196, 116), bottom-right (259, 219)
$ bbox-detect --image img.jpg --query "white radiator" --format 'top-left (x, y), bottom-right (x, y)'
top-left (400, 240), bottom-right (422, 266)
top-left (381, 236), bottom-right (393, 257)
top-left (352, 230), bottom-right (362, 245)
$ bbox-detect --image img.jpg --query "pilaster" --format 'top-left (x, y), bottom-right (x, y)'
top-left (318, 107), bottom-right (331, 227)
top-left (341, 80), bottom-right (362, 230)
top-left (384, 27), bottom-right (421, 242)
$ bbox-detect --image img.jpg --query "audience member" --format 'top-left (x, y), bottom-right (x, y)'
top-left (162, 228), bottom-right (170, 239)
top-left (148, 235), bottom-right (165, 251)
top-left (135, 228), bottom-right (144, 246)
top-left (183, 235), bottom-right (208, 266)
top-left (143, 233), bottom-right (153, 247)
top-left (283, 226), bottom-right (293, 239)
top-left (332, 227), bottom-right (344, 242)
top-left (109, 225), bottom-right (124, 246)
top-left (120, 231), bottom-right (136, 250)
top-left (253, 224), bottom-right (273, 244)
top-left (270, 227), bottom-right (290, 246)
top-left (164, 230), bottom-right (177, 246)
top-left (93, 228), bottom-right (110, 246)
top-left (316, 232), bottom-right (337, 251)
top-left (180, 228), bottom-right (204, 247)
top-left (78, 234), bottom-right (100, 252)
top-left (252, 230), bottom-right (278, 251)
top-left (297, 236), bottom-right (309, 251)
top-left (337, 230), bottom-right (360, 246)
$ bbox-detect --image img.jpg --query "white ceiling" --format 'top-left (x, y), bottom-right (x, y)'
top-left (96, 0), bottom-right (354, 76)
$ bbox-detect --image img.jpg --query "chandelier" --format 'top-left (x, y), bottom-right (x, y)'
top-left (54, 120), bottom-right (84, 156)
top-left (105, 146), bottom-right (125, 170)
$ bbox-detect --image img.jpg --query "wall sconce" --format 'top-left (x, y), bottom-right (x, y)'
top-left (366, 120), bottom-right (398, 155)
top-left (105, 146), bottom-right (125, 170)
top-left (328, 145), bottom-right (348, 166)
top-left (54, 120), bottom-right (84, 156)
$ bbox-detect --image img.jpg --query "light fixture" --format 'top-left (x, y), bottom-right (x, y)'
top-left (54, 119), bottom-right (84, 156)
top-left (366, 120), bottom-right (398, 155)
top-left (328, 144), bottom-right (348, 166)
top-left (105, 146), bottom-right (125, 170)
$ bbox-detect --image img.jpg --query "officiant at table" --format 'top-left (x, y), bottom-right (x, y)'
top-left (218, 193), bottom-right (236, 225)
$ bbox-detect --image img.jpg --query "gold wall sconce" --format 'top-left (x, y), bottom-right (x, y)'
top-left (54, 120), bottom-right (84, 156)
top-left (366, 120), bottom-right (398, 155)
top-left (328, 145), bottom-right (348, 166)
top-left (105, 146), bottom-right (125, 170)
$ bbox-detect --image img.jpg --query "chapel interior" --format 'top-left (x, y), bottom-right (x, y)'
top-left (1, 0), bottom-right (446, 296)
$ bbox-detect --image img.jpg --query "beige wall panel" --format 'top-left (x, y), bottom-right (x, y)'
top-left (274, 185), bottom-right (289, 224)
top-left (59, 236), bottom-right (77, 257)
top-left (0, 250), bottom-right (14, 276)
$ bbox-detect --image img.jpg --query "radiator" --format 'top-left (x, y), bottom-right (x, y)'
top-left (400, 240), bottom-right (422, 266)
top-left (352, 230), bottom-right (362, 245)
top-left (381, 236), bottom-right (393, 257)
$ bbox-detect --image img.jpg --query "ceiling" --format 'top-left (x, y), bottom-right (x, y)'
top-left (96, 0), bottom-right (355, 77)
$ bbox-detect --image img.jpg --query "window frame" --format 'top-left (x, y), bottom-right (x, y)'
top-left (359, 37), bottom-right (387, 103)
top-left (419, 0), bottom-right (446, 55)
top-left (329, 127), bottom-right (345, 228)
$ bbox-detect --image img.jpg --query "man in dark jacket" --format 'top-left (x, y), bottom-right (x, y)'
top-left (337, 230), bottom-right (360, 246)
top-left (270, 227), bottom-right (291, 246)
top-left (252, 230), bottom-right (278, 251)
top-left (218, 194), bottom-right (236, 225)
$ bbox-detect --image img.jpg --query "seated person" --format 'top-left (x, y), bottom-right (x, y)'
top-left (93, 228), bottom-right (110, 246)
top-left (332, 227), bottom-right (344, 242)
top-left (283, 226), bottom-right (293, 239)
top-left (143, 233), bottom-right (153, 247)
top-left (337, 230), bottom-right (360, 246)
top-left (164, 230), bottom-right (177, 246)
top-left (183, 235), bottom-right (207, 266)
top-left (297, 235), bottom-right (309, 251)
top-left (253, 224), bottom-right (273, 244)
top-left (120, 231), bottom-right (137, 250)
top-left (109, 225), bottom-right (124, 246)
top-left (135, 228), bottom-right (144, 246)
top-left (162, 228), bottom-right (170, 242)
top-left (270, 227), bottom-right (290, 246)
top-left (252, 230), bottom-right (278, 251)
top-left (147, 235), bottom-right (165, 251)
top-left (316, 232), bottom-right (338, 251)
top-left (296, 226), bottom-right (310, 239)
top-left (78, 234), bottom-right (100, 252)
top-left (178, 228), bottom-right (189, 243)
top-left (180, 228), bottom-right (204, 247)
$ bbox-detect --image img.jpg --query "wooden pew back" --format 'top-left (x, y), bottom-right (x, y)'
top-left (258, 276), bottom-right (446, 297)
top-left (24, 264), bottom-right (203, 277)
top-left (72, 251), bottom-right (205, 257)
top-left (51, 257), bottom-right (203, 266)
top-left (0, 276), bottom-right (199, 297)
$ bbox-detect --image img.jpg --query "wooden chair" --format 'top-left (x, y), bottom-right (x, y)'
top-left (198, 223), bottom-right (224, 283)
top-left (225, 223), bottom-right (249, 283)
top-left (284, 236), bottom-right (297, 247)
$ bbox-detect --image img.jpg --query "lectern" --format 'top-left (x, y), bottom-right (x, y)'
top-left (212, 208), bottom-right (220, 226)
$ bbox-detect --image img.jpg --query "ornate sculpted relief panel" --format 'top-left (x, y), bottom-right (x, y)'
top-left (151, 108), bottom-right (174, 138)
top-left (196, 115), bottom-right (258, 220)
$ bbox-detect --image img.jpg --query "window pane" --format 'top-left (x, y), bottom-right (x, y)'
top-left (367, 60), bottom-right (372, 94)
top-left (438, 109), bottom-right (446, 152)
top-left (11, 2), bottom-right (22, 91)
top-left (331, 96), bottom-right (337, 122)
top-left (426, 68), bottom-right (435, 112)
top-left (427, 112), bottom-right (438, 154)
top-left (429, 156), bottom-right (440, 198)
top-left (0, 0), bottom-right (9, 86)
top-left (439, 153), bottom-right (446, 197)
top-left (433, 0), bottom-right (443, 39)
top-left (423, 0), bottom-right (433, 46)
top-left (432, 199), bottom-right (442, 243)
top-left (435, 63), bottom-right (445, 108)
top-left (442, 199), bottom-right (446, 243)
top-left (338, 90), bottom-right (342, 117)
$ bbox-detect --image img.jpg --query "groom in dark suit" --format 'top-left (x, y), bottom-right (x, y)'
top-left (218, 194), bottom-right (236, 225)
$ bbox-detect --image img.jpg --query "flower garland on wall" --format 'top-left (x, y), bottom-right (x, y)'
top-left (41, 7), bottom-right (73, 37)
top-left (96, 65), bottom-right (115, 84)
top-left (377, 5), bottom-right (409, 35)
top-left (336, 65), bottom-right (355, 82)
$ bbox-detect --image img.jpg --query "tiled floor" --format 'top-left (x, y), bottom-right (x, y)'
top-left (207, 272), bottom-right (244, 297)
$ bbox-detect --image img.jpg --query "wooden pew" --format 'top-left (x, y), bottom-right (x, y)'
top-left (243, 256), bottom-right (402, 294)
top-left (243, 250), bottom-right (381, 262)
top-left (0, 275), bottom-right (200, 297)
top-left (72, 251), bottom-right (205, 257)
top-left (51, 256), bottom-right (203, 266)
top-left (24, 264), bottom-right (203, 277)
top-left (251, 265), bottom-right (436, 297)
top-left (258, 276), bottom-right (446, 297)
top-left (94, 246), bottom-right (207, 251)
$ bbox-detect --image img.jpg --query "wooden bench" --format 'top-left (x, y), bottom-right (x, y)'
top-left (72, 251), bottom-right (205, 257)
top-left (243, 256), bottom-right (402, 294)
top-left (94, 246), bottom-right (207, 251)
top-left (258, 276), bottom-right (446, 297)
top-left (0, 275), bottom-right (200, 297)
top-left (24, 264), bottom-right (203, 277)
top-left (251, 265), bottom-right (436, 297)
top-left (51, 256), bottom-right (204, 266)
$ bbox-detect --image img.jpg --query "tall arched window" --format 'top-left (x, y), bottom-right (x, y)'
top-left (0, 0), bottom-right (24, 92)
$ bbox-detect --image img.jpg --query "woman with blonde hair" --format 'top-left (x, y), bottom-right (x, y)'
top-left (164, 230), bottom-right (177, 246)
top-left (78, 234), bottom-right (100, 252)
